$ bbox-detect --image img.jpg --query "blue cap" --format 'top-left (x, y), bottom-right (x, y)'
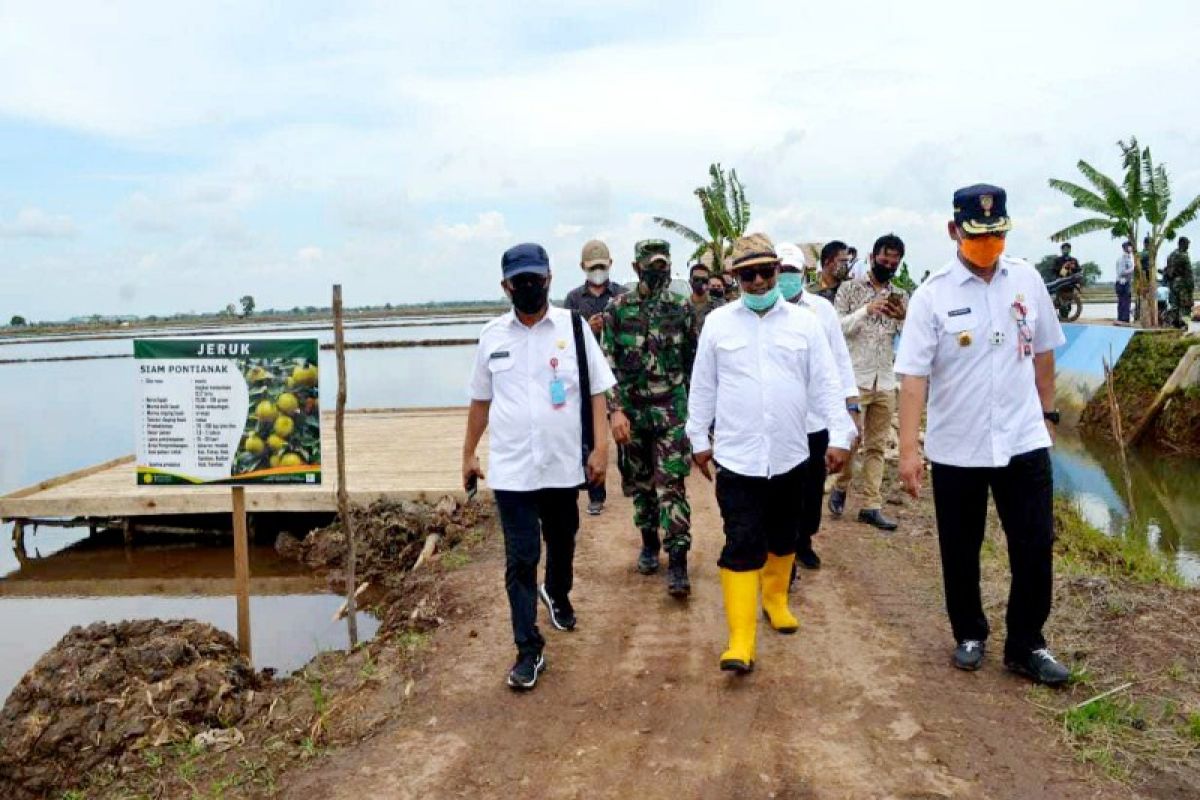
top-left (501, 243), bottom-right (551, 279)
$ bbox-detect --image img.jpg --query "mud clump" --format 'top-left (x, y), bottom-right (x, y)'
top-left (295, 497), bottom-right (492, 586)
top-left (0, 619), bottom-right (262, 799)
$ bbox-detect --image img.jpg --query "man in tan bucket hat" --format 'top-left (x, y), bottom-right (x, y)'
top-left (686, 233), bottom-right (854, 674)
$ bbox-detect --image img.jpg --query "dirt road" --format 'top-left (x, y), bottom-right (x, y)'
top-left (284, 472), bottom-right (1128, 799)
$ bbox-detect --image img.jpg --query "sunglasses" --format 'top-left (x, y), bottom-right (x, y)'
top-left (734, 264), bottom-right (778, 282)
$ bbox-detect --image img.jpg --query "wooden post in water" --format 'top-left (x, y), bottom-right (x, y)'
top-left (334, 285), bottom-right (359, 648)
top-left (231, 486), bottom-right (252, 661)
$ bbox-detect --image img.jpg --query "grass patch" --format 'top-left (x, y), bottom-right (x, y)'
top-left (1064, 696), bottom-right (1147, 738)
top-left (440, 550), bottom-right (471, 570)
top-left (1053, 499), bottom-right (1182, 587)
top-left (396, 630), bottom-right (431, 652)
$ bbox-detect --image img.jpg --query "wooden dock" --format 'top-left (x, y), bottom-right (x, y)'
top-left (0, 407), bottom-right (481, 523)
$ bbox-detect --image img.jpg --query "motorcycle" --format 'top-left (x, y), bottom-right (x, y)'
top-left (1045, 272), bottom-right (1083, 322)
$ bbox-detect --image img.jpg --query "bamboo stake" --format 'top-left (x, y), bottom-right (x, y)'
top-left (1071, 682), bottom-right (1133, 711)
top-left (334, 285), bottom-right (358, 648)
top-left (231, 486), bottom-right (252, 661)
top-left (1102, 350), bottom-right (1137, 521)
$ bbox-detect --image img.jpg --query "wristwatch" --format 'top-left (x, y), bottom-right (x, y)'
top-left (1043, 410), bottom-right (1061, 425)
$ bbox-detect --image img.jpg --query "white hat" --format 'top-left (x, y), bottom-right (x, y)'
top-left (776, 242), bottom-right (805, 270)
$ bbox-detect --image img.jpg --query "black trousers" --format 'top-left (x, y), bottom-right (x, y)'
top-left (493, 488), bottom-right (579, 658)
top-left (715, 460), bottom-right (806, 572)
top-left (930, 448), bottom-right (1054, 658)
top-left (796, 429), bottom-right (829, 553)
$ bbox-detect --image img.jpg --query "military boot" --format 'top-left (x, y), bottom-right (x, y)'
top-left (637, 528), bottom-right (660, 574)
top-left (666, 550), bottom-right (690, 598)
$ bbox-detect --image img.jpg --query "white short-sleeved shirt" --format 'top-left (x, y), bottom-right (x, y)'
top-left (894, 255), bottom-right (1065, 468)
top-left (468, 306), bottom-right (616, 491)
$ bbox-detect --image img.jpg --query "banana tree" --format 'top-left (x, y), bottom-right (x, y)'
top-left (654, 163), bottom-right (751, 273)
top-left (1049, 138), bottom-right (1200, 326)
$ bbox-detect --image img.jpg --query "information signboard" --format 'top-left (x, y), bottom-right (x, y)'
top-left (134, 338), bottom-right (322, 486)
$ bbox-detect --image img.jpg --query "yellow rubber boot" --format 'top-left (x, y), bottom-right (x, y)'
top-left (719, 568), bottom-right (759, 674)
top-left (761, 553), bottom-right (800, 634)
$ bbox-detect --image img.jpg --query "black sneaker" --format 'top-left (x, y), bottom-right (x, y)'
top-left (1005, 648), bottom-right (1070, 686)
top-left (666, 550), bottom-right (690, 598)
top-left (828, 489), bottom-right (846, 517)
top-left (586, 500), bottom-right (604, 516)
top-left (796, 547), bottom-right (821, 570)
top-left (953, 639), bottom-right (986, 671)
top-left (857, 508), bottom-right (898, 531)
top-left (537, 584), bottom-right (576, 632)
top-left (506, 652), bottom-right (547, 691)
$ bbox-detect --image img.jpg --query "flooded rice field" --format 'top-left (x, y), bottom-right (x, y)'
top-left (1, 312), bottom-right (1196, 700)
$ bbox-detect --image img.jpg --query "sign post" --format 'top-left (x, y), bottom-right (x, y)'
top-left (134, 337), bottom-right (322, 660)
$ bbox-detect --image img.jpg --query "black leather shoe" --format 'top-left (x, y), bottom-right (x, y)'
top-left (1005, 648), bottom-right (1070, 686)
top-left (637, 529), bottom-right (660, 575)
top-left (857, 508), bottom-right (898, 531)
top-left (796, 547), bottom-right (821, 570)
top-left (953, 639), bottom-right (986, 671)
top-left (828, 489), bottom-right (846, 516)
top-left (666, 550), bottom-right (690, 598)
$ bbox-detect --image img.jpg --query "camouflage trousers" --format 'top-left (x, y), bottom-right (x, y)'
top-left (1169, 283), bottom-right (1194, 327)
top-left (621, 397), bottom-right (692, 553)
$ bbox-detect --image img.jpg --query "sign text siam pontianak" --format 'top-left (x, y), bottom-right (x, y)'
top-left (134, 338), bottom-right (322, 486)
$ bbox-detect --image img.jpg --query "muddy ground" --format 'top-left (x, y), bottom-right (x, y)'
top-left (8, 464), bottom-right (1198, 799)
top-left (277, 471), bottom-right (1196, 800)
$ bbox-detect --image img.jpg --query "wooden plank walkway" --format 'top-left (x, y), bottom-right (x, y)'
top-left (0, 407), bottom-right (480, 520)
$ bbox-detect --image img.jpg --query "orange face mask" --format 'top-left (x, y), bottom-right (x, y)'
top-left (959, 235), bottom-right (1005, 268)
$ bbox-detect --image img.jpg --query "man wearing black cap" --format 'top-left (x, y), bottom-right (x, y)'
top-left (462, 243), bottom-right (616, 691)
top-left (896, 185), bottom-right (1071, 686)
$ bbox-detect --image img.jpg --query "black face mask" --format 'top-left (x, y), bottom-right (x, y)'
top-left (642, 269), bottom-right (670, 292)
top-left (691, 278), bottom-right (708, 295)
top-left (709, 288), bottom-right (725, 299)
top-left (509, 277), bottom-right (548, 315)
top-left (871, 262), bottom-right (897, 284)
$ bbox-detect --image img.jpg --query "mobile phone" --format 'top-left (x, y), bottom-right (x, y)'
top-left (887, 291), bottom-right (903, 305)
top-left (465, 473), bottom-right (478, 500)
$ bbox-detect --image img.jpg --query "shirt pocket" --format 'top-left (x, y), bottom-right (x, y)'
top-left (938, 312), bottom-right (979, 352)
top-left (715, 337), bottom-right (751, 376)
top-left (770, 332), bottom-right (808, 372)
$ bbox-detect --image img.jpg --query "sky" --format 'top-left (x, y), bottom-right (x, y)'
top-left (2, 0), bottom-right (1199, 321)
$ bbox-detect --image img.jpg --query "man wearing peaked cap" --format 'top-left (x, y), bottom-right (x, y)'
top-left (687, 233), bottom-right (855, 674)
top-left (463, 242), bottom-right (617, 691)
top-left (895, 184), bottom-right (1071, 686)
top-left (601, 239), bottom-right (700, 597)
top-left (563, 239), bottom-right (628, 516)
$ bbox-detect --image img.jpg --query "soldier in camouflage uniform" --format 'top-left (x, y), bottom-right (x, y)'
top-left (1163, 237), bottom-right (1194, 329)
top-left (602, 239), bottom-right (699, 597)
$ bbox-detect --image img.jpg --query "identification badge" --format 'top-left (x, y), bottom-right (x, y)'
top-left (948, 307), bottom-right (972, 317)
top-left (550, 378), bottom-right (567, 407)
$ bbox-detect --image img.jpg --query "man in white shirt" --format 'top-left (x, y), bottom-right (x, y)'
top-left (1115, 240), bottom-right (1135, 324)
top-left (896, 185), bottom-right (1070, 686)
top-left (687, 234), bottom-right (854, 675)
top-left (462, 243), bottom-right (616, 691)
top-left (776, 242), bottom-right (860, 571)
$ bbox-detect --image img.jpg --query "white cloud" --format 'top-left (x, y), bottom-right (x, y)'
top-left (297, 246), bottom-right (324, 263)
top-left (0, 207), bottom-right (78, 238)
top-left (431, 211), bottom-right (511, 243)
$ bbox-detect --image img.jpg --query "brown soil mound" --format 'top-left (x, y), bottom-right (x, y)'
top-left (1080, 330), bottom-right (1200, 456)
top-left (0, 619), bottom-right (263, 799)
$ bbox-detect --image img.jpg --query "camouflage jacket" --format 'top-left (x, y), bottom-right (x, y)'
top-left (1165, 249), bottom-right (1194, 289)
top-left (602, 288), bottom-right (699, 410)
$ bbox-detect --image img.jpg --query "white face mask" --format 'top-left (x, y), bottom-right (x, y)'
top-left (586, 268), bottom-right (609, 286)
